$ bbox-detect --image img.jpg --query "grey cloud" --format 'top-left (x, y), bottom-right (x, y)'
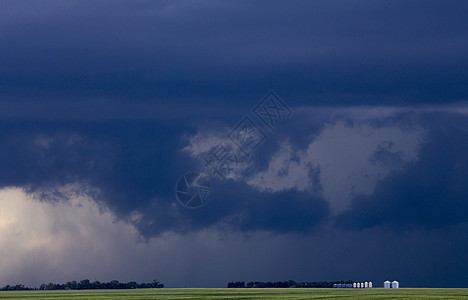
top-left (0, 115), bottom-right (330, 237)
top-left (1, 104), bottom-right (466, 238)
top-left (369, 141), bottom-right (404, 168)
top-left (0, 1), bottom-right (467, 104)
top-left (336, 115), bottom-right (468, 230)
top-left (2, 189), bottom-right (466, 288)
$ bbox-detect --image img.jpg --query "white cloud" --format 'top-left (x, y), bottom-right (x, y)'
top-left (247, 120), bottom-right (424, 213)
top-left (184, 105), bottom-right (430, 213)
top-left (245, 141), bottom-right (317, 193)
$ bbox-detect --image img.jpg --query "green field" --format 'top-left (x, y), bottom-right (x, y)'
top-left (0, 288), bottom-right (466, 299)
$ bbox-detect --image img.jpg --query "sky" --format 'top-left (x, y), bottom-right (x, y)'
top-left (0, 0), bottom-right (467, 288)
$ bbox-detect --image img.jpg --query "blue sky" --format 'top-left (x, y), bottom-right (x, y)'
top-left (0, 0), bottom-right (467, 288)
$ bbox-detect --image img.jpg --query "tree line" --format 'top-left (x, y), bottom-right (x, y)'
top-left (1, 279), bottom-right (163, 291)
top-left (227, 280), bottom-right (354, 288)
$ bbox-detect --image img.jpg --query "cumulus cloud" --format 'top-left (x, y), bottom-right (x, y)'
top-left (185, 105), bottom-right (431, 214)
top-left (248, 120), bottom-right (424, 213)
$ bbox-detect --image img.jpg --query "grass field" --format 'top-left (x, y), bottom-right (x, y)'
top-left (0, 288), bottom-right (466, 299)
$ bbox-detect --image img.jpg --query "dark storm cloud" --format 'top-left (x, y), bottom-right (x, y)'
top-left (1, 0), bottom-right (468, 289)
top-left (0, 102), bottom-right (466, 239)
top-left (0, 118), bottom-right (194, 218)
top-left (0, 0), bottom-right (467, 105)
top-left (139, 180), bottom-right (330, 236)
top-left (0, 116), bottom-right (329, 236)
top-left (336, 113), bottom-right (468, 230)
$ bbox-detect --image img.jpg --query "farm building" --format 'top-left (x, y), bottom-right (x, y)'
top-left (392, 280), bottom-right (399, 288)
top-left (333, 283), bottom-right (353, 288)
top-left (384, 280), bottom-right (391, 288)
top-left (335, 281), bottom-right (373, 288)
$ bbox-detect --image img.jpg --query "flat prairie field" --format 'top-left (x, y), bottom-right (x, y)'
top-left (0, 288), bottom-right (467, 299)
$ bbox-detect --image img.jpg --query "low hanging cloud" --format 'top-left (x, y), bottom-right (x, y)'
top-left (0, 103), bottom-right (467, 288)
top-left (0, 186), bottom-right (154, 286)
top-left (0, 104), bottom-right (466, 238)
top-left (1, 186), bottom-right (467, 288)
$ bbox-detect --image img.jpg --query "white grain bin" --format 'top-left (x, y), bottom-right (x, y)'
top-left (361, 282), bottom-right (364, 288)
top-left (392, 281), bottom-right (399, 288)
top-left (365, 282), bottom-right (368, 288)
top-left (353, 282), bottom-right (356, 288)
top-left (384, 280), bottom-right (391, 288)
top-left (369, 282), bottom-right (373, 288)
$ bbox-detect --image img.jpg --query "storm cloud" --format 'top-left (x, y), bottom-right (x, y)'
top-left (0, 0), bottom-right (467, 289)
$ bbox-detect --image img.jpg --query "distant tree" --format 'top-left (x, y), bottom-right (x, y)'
top-left (232, 280), bottom-right (358, 289)
top-left (1, 278), bottom-right (164, 291)
top-left (151, 280), bottom-right (164, 288)
top-left (79, 279), bottom-right (91, 289)
top-left (91, 281), bottom-right (101, 289)
top-left (227, 281), bottom-right (245, 288)
top-left (109, 280), bottom-right (120, 289)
